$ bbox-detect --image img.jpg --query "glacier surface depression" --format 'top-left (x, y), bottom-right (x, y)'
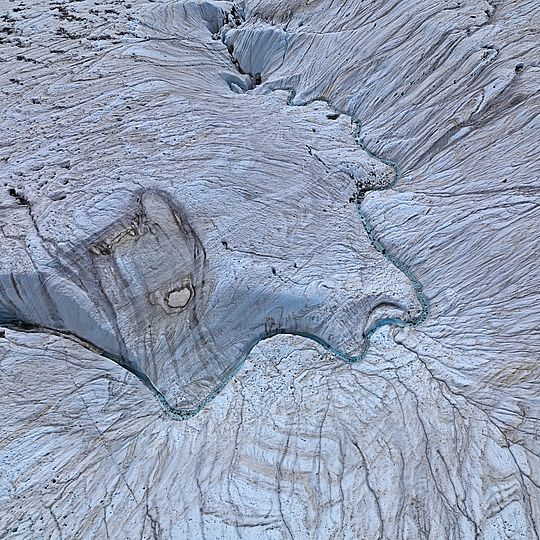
top-left (0, 0), bottom-right (539, 538)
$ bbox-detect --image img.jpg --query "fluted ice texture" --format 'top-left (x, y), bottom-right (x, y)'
top-left (0, 0), bottom-right (538, 538)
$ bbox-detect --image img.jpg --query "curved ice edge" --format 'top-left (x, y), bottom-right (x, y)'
top-left (156, 93), bottom-right (430, 421)
top-left (0, 102), bottom-right (430, 422)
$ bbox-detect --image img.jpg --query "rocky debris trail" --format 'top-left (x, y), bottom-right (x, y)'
top-left (0, 1), bottom-right (538, 538)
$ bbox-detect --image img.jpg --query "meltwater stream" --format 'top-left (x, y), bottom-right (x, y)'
top-left (158, 96), bottom-right (430, 420)
top-left (157, 20), bottom-right (432, 418)
top-left (0, 2), bottom-right (430, 421)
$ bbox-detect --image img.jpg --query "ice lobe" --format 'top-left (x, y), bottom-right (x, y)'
top-left (0, 0), bottom-right (425, 414)
top-left (0, 170), bottom-right (421, 414)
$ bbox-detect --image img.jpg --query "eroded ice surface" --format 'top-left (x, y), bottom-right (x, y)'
top-left (0, 0), bottom-right (538, 538)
